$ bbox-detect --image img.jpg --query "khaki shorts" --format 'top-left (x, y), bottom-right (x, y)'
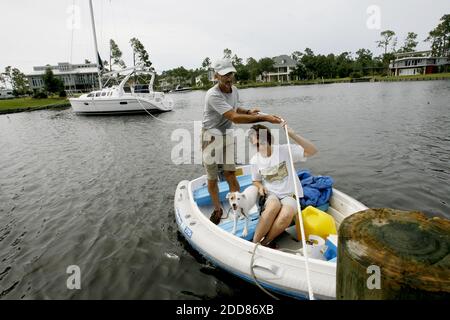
top-left (201, 129), bottom-right (236, 180)
top-left (265, 193), bottom-right (298, 211)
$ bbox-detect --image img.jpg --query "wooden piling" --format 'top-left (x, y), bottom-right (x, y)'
top-left (336, 208), bottom-right (450, 300)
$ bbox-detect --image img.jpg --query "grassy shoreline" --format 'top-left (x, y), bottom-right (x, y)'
top-left (1, 73), bottom-right (449, 115)
top-left (0, 98), bottom-right (70, 115)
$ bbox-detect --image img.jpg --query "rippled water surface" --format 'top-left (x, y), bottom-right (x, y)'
top-left (0, 81), bottom-right (449, 299)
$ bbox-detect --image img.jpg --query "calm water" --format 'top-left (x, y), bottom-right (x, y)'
top-left (0, 81), bottom-right (449, 299)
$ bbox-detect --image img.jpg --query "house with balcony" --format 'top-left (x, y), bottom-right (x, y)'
top-left (26, 62), bottom-right (99, 92)
top-left (259, 55), bottom-right (299, 82)
top-left (389, 50), bottom-right (450, 76)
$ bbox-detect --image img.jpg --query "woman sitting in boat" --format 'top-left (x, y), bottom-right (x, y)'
top-left (249, 124), bottom-right (318, 247)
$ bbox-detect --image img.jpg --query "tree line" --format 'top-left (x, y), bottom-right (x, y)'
top-left (161, 14), bottom-right (449, 86)
top-left (1, 14), bottom-right (448, 96)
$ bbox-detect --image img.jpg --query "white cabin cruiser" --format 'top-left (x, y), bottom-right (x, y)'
top-left (70, 66), bottom-right (173, 114)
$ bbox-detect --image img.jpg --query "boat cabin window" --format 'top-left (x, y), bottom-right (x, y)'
top-left (134, 84), bottom-right (149, 93)
top-left (123, 86), bottom-right (131, 93)
top-left (95, 92), bottom-right (101, 97)
top-left (101, 92), bottom-right (106, 96)
top-left (87, 93), bottom-right (94, 97)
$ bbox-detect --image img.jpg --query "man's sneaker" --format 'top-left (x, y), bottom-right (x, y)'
top-left (210, 208), bottom-right (223, 225)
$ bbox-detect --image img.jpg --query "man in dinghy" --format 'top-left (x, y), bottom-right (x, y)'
top-left (249, 124), bottom-right (318, 247)
top-left (202, 58), bottom-right (283, 224)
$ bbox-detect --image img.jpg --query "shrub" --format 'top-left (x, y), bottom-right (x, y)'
top-left (59, 90), bottom-right (67, 98)
top-left (33, 90), bottom-right (48, 99)
top-left (350, 72), bottom-right (362, 79)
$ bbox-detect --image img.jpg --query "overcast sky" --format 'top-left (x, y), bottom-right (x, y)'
top-left (1, 0), bottom-right (449, 74)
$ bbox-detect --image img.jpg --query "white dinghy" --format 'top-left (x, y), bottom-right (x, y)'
top-left (174, 165), bottom-right (368, 300)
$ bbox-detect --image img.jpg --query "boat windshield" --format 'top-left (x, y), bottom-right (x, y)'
top-left (101, 69), bottom-right (154, 93)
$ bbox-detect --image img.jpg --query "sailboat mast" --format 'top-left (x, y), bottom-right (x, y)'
top-left (89, 0), bottom-right (102, 89)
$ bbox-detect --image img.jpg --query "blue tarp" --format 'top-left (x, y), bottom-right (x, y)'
top-left (297, 170), bottom-right (334, 209)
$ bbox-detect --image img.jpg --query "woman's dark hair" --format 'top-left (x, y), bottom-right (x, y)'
top-left (250, 124), bottom-right (273, 146)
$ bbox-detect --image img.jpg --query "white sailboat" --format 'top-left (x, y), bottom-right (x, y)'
top-left (69, 0), bottom-right (173, 115)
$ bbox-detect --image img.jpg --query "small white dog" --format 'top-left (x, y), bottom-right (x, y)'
top-left (226, 185), bottom-right (258, 237)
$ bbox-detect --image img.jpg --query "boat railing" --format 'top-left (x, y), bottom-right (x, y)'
top-left (66, 89), bottom-right (87, 98)
top-left (132, 92), bottom-right (156, 100)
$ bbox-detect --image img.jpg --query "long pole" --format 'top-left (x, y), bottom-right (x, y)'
top-left (284, 124), bottom-right (315, 300)
top-left (256, 113), bottom-right (315, 300)
top-left (89, 0), bottom-right (102, 89)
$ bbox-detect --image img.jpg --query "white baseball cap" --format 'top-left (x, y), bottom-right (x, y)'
top-left (212, 58), bottom-right (237, 75)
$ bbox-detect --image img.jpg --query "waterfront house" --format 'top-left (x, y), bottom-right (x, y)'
top-left (0, 88), bottom-right (14, 99)
top-left (195, 69), bottom-right (216, 87)
top-left (258, 55), bottom-right (299, 82)
top-left (26, 62), bottom-right (99, 92)
top-left (389, 50), bottom-right (450, 76)
top-left (158, 77), bottom-right (173, 92)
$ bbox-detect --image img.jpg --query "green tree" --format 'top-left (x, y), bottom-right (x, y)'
top-left (201, 57), bottom-right (211, 70)
top-left (110, 39), bottom-right (126, 70)
top-left (258, 57), bottom-right (275, 74)
top-left (399, 32), bottom-right (418, 53)
top-left (227, 53), bottom-right (246, 81)
top-left (355, 48), bottom-right (374, 75)
top-left (223, 48), bottom-right (232, 59)
top-left (3, 66), bottom-right (30, 96)
top-left (130, 37), bottom-right (152, 68)
top-left (376, 30), bottom-right (396, 55)
top-left (246, 57), bottom-right (260, 81)
top-left (200, 73), bottom-right (210, 87)
top-left (425, 14), bottom-right (450, 57)
top-left (232, 54), bottom-right (243, 66)
top-left (43, 68), bottom-right (64, 95)
top-left (2, 66), bottom-right (12, 88)
top-left (316, 54), bottom-right (337, 78)
top-left (291, 51), bottom-right (303, 62)
top-left (335, 52), bottom-right (354, 78)
top-left (291, 62), bottom-right (308, 80)
top-left (163, 66), bottom-right (194, 87)
top-left (0, 73), bottom-right (6, 89)
top-left (299, 48), bottom-right (317, 79)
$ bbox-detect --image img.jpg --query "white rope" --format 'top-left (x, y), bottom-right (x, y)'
top-left (250, 242), bottom-right (280, 300)
top-left (135, 96), bottom-right (195, 124)
top-left (284, 123), bottom-right (315, 300)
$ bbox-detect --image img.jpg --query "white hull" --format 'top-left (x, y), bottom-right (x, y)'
top-left (174, 165), bottom-right (368, 300)
top-left (70, 96), bottom-right (173, 114)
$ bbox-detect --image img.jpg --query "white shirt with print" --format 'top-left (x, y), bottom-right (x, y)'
top-left (250, 144), bottom-right (306, 198)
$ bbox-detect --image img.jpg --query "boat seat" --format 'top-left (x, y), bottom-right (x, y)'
top-left (218, 211), bottom-right (259, 241)
top-left (193, 175), bottom-right (253, 206)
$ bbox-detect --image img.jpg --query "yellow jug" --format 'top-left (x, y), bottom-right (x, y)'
top-left (295, 206), bottom-right (337, 241)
